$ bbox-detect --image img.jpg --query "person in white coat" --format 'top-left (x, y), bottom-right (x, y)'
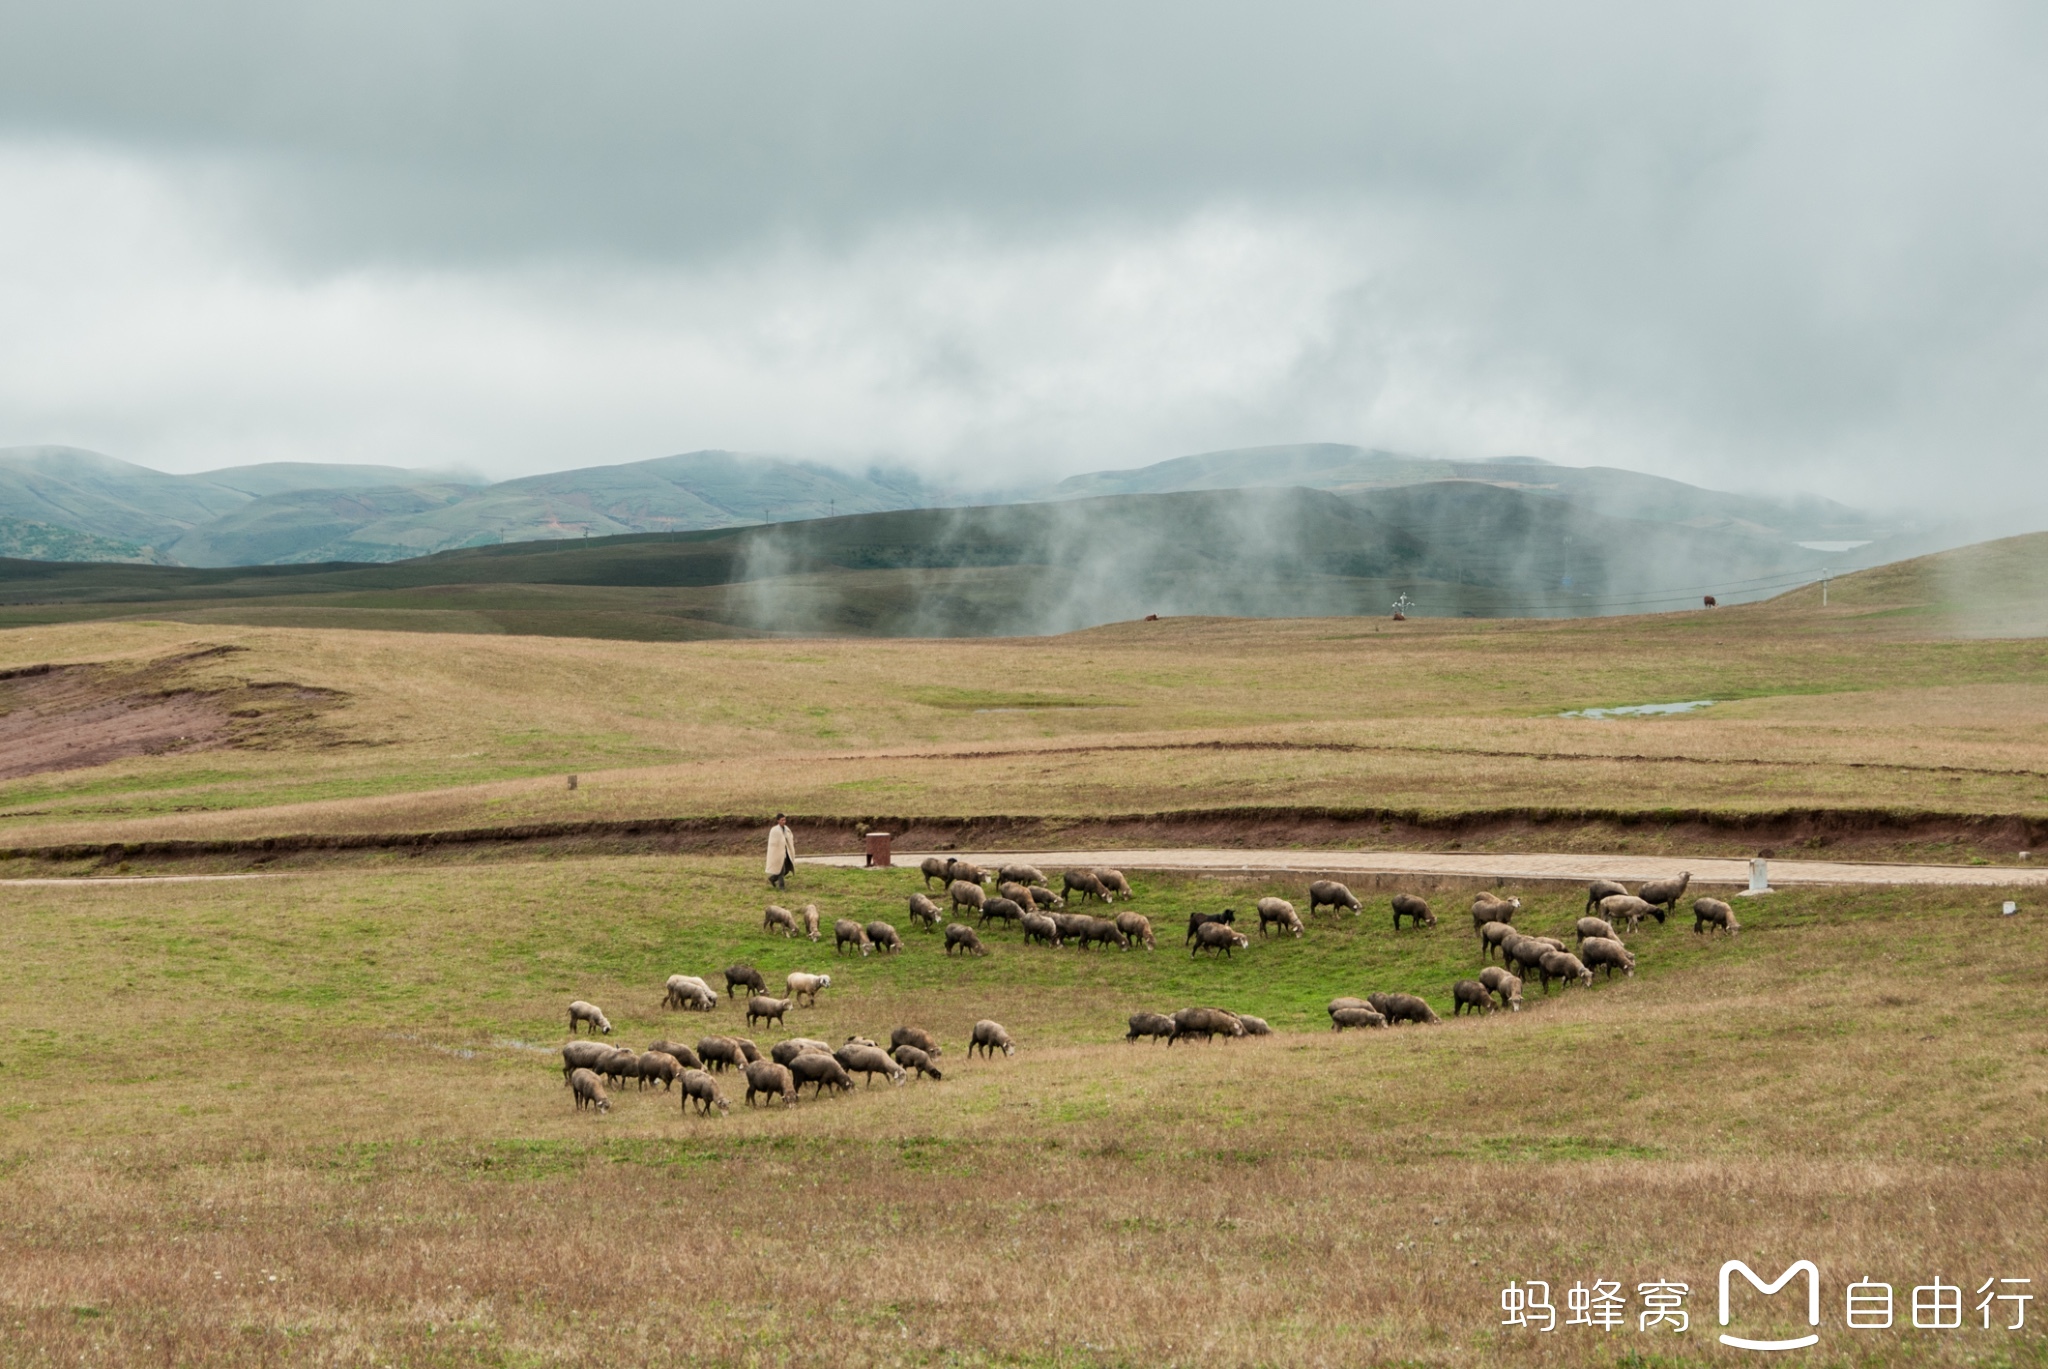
top-left (765, 813), bottom-right (796, 890)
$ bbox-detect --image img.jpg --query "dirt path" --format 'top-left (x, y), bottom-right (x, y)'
top-left (801, 848), bottom-right (2044, 888)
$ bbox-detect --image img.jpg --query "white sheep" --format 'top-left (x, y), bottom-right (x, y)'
top-left (785, 971), bottom-right (831, 1007)
top-left (568, 1000), bottom-right (612, 1035)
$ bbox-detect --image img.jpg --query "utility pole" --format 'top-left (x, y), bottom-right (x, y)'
top-left (1822, 567), bottom-right (1832, 607)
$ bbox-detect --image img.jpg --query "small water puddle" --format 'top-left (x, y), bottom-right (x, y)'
top-left (1560, 699), bottom-right (1716, 720)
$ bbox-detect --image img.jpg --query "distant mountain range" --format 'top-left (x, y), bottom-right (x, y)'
top-left (0, 441), bottom-right (1889, 570)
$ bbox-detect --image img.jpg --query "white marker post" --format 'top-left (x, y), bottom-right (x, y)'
top-left (1739, 858), bottom-right (1774, 897)
top-left (2005, 902), bottom-right (2019, 917)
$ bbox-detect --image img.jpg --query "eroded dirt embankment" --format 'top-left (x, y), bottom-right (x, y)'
top-left (3, 804), bottom-right (2042, 873)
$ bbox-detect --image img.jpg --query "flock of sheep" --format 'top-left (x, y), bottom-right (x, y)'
top-left (556, 859), bottom-right (1741, 1114)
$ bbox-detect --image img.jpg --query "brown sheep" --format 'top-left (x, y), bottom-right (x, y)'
top-left (834, 918), bottom-right (873, 956)
top-left (919, 856), bottom-right (953, 889)
top-left (835, 1043), bottom-right (907, 1086)
top-left (743, 1059), bottom-right (797, 1108)
top-left (636, 1051), bottom-right (683, 1090)
top-left (567, 1000), bottom-right (612, 1035)
top-left (734, 1037), bottom-right (762, 1064)
top-left (1331, 1006), bottom-right (1387, 1030)
top-left (1537, 949), bottom-right (1594, 991)
top-left (696, 1036), bottom-right (746, 1072)
top-left (1580, 937), bottom-right (1635, 978)
top-left (980, 897), bottom-right (1025, 927)
top-left (664, 975), bottom-right (717, 1011)
top-left (785, 972), bottom-right (831, 1006)
top-left (1597, 894), bottom-right (1661, 934)
top-left (723, 964), bottom-right (767, 998)
top-left (1192, 922), bottom-right (1250, 957)
top-left (1020, 911), bottom-right (1063, 947)
top-left (1391, 894), bottom-right (1435, 929)
top-left (1126, 1011), bottom-right (1176, 1043)
top-left (969, 1020), bottom-right (1017, 1057)
top-left (560, 1039), bottom-right (612, 1082)
top-left (1471, 894), bottom-right (1521, 932)
top-left (1328, 996), bottom-right (1370, 1016)
top-left (1115, 910), bottom-right (1156, 950)
top-left (788, 1051), bottom-right (854, 1097)
top-left (1063, 870), bottom-right (1113, 904)
top-left (1693, 897), bottom-right (1740, 936)
top-left (1185, 908), bottom-right (1236, 944)
top-left (1027, 885), bottom-right (1065, 910)
top-left (944, 923), bottom-right (988, 956)
top-left (890, 1026), bottom-right (942, 1057)
top-left (1168, 1006), bottom-right (1244, 1044)
top-left (763, 904), bottom-right (799, 937)
top-left (865, 920), bottom-right (903, 954)
top-left (999, 863), bottom-right (1047, 887)
top-left (1574, 917), bottom-right (1618, 945)
top-left (568, 1067), bottom-right (610, 1113)
top-left (907, 893), bottom-right (944, 929)
top-left (1478, 920), bottom-right (1517, 961)
top-left (1235, 1014), bottom-right (1272, 1036)
top-left (770, 1037), bottom-right (832, 1067)
top-left (1308, 880), bottom-right (1362, 915)
top-left (1257, 897), bottom-right (1303, 938)
top-left (1503, 934), bottom-right (1552, 981)
top-left (1379, 993), bottom-right (1441, 1025)
top-left (802, 904), bottom-right (821, 941)
top-left (1096, 869), bottom-right (1134, 900)
top-left (594, 1045), bottom-right (638, 1088)
top-left (1637, 872), bottom-right (1690, 920)
top-left (951, 862), bottom-right (991, 887)
top-left (1585, 878), bottom-right (1629, 913)
top-left (1071, 915), bottom-right (1129, 951)
top-left (1478, 966), bottom-right (1523, 1011)
top-left (892, 1044), bottom-right (943, 1079)
top-left (1452, 979), bottom-right (1493, 1016)
top-left (679, 1067), bottom-right (727, 1115)
top-left (949, 879), bottom-right (988, 917)
top-left (999, 881), bottom-right (1039, 910)
top-left (745, 995), bottom-right (793, 1028)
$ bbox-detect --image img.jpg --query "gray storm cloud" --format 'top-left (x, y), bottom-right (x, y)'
top-left (0, 2), bottom-right (2044, 520)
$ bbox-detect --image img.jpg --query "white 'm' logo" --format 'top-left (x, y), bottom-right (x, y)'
top-left (1719, 1260), bottom-right (1821, 1351)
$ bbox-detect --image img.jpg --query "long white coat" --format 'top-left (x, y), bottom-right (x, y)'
top-left (765, 822), bottom-right (797, 876)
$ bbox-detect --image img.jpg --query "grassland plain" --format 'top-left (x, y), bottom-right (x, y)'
top-left (1, 855), bottom-right (2043, 1366)
top-left (0, 551), bottom-right (2045, 859)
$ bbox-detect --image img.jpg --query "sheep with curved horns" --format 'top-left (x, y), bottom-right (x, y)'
top-left (568, 1001), bottom-right (612, 1035)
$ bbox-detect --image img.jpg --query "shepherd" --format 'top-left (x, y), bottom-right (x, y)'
top-left (766, 813), bottom-right (796, 891)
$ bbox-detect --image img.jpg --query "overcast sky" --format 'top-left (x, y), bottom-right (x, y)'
top-left (2, 2), bottom-right (2044, 513)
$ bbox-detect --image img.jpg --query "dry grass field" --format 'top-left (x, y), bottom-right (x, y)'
top-left (1, 855), bottom-right (2043, 1366)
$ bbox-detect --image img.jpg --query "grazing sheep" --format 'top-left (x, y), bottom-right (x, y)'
top-left (743, 1060), bottom-right (798, 1108)
top-left (1391, 894), bottom-right (1435, 929)
top-left (865, 920), bottom-right (903, 954)
top-left (568, 1067), bottom-right (610, 1113)
top-left (1071, 915), bottom-right (1129, 951)
top-left (595, 1045), bottom-right (639, 1088)
top-left (951, 862), bottom-right (991, 887)
top-left (999, 881), bottom-right (1038, 910)
top-left (679, 1067), bottom-right (728, 1115)
top-left (745, 995), bottom-right (793, 1028)
top-left (770, 1037), bottom-right (833, 1067)
top-left (636, 1051), bottom-right (683, 1090)
top-left (836, 1043), bottom-right (907, 1086)
top-left (664, 975), bottom-right (718, 1012)
top-left (648, 1040), bottom-right (703, 1070)
top-left (1235, 1014), bottom-right (1272, 1036)
top-left (907, 893), bottom-right (945, 930)
top-left (999, 863), bottom-right (1046, 887)
top-left (1020, 911), bottom-right (1063, 947)
top-left (1063, 870), bottom-right (1114, 904)
top-left (696, 1037), bottom-right (745, 1071)
top-left (788, 1051), bottom-right (854, 1097)
top-left (892, 1044), bottom-right (943, 1079)
top-left (1503, 934), bottom-right (1551, 981)
top-left (1478, 920), bottom-right (1517, 961)
top-left (1257, 897), bottom-right (1304, 938)
top-left (919, 856), bottom-right (953, 889)
top-left (723, 964), bottom-right (767, 998)
top-left (1452, 979), bottom-right (1494, 1016)
top-left (1027, 885), bottom-right (1065, 910)
top-left (1050, 912), bottom-right (1089, 943)
top-left (1580, 937), bottom-right (1635, 979)
top-left (1537, 949), bottom-right (1594, 991)
top-left (1185, 908), bottom-right (1237, 945)
top-left (1331, 1006), bottom-right (1387, 1030)
top-left (1585, 878), bottom-right (1629, 913)
top-left (1168, 1006), bottom-right (1245, 1043)
top-left (944, 923), bottom-right (988, 956)
top-left (1115, 910), bottom-right (1156, 950)
top-left (1308, 880), bottom-right (1362, 916)
top-left (734, 1037), bottom-right (762, 1064)
top-left (561, 1039), bottom-right (613, 1082)
top-left (1328, 996), bottom-right (1370, 1016)
top-left (568, 1000), bottom-right (612, 1035)
top-left (1126, 1011), bottom-right (1176, 1044)
top-left (764, 904), bottom-right (799, 937)
top-left (1575, 917), bottom-right (1619, 946)
top-left (1096, 869), bottom-right (1134, 900)
top-left (969, 1020), bottom-right (1017, 1057)
top-left (1379, 993), bottom-right (1441, 1025)
top-left (802, 905), bottom-right (821, 941)
top-left (1693, 897), bottom-right (1740, 936)
top-left (835, 918), bottom-right (873, 957)
top-left (784, 973), bottom-right (831, 1007)
top-left (981, 897), bottom-right (1025, 928)
top-left (1192, 922), bottom-right (1251, 957)
top-left (1598, 894), bottom-right (1661, 934)
top-left (1478, 966), bottom-right (1523, 1012)
top-left (949, 879), bottom-right (988, 917)
top-left (1471, 895), bottom-right (1521, 932)
top-left (888, 1027), bottom-right (942, 1060)
top-left (1637, 872), bottom-right (1691, 920)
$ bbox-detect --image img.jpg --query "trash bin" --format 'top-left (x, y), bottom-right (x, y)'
top-left (864, 832), bottom-right (892, 868)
